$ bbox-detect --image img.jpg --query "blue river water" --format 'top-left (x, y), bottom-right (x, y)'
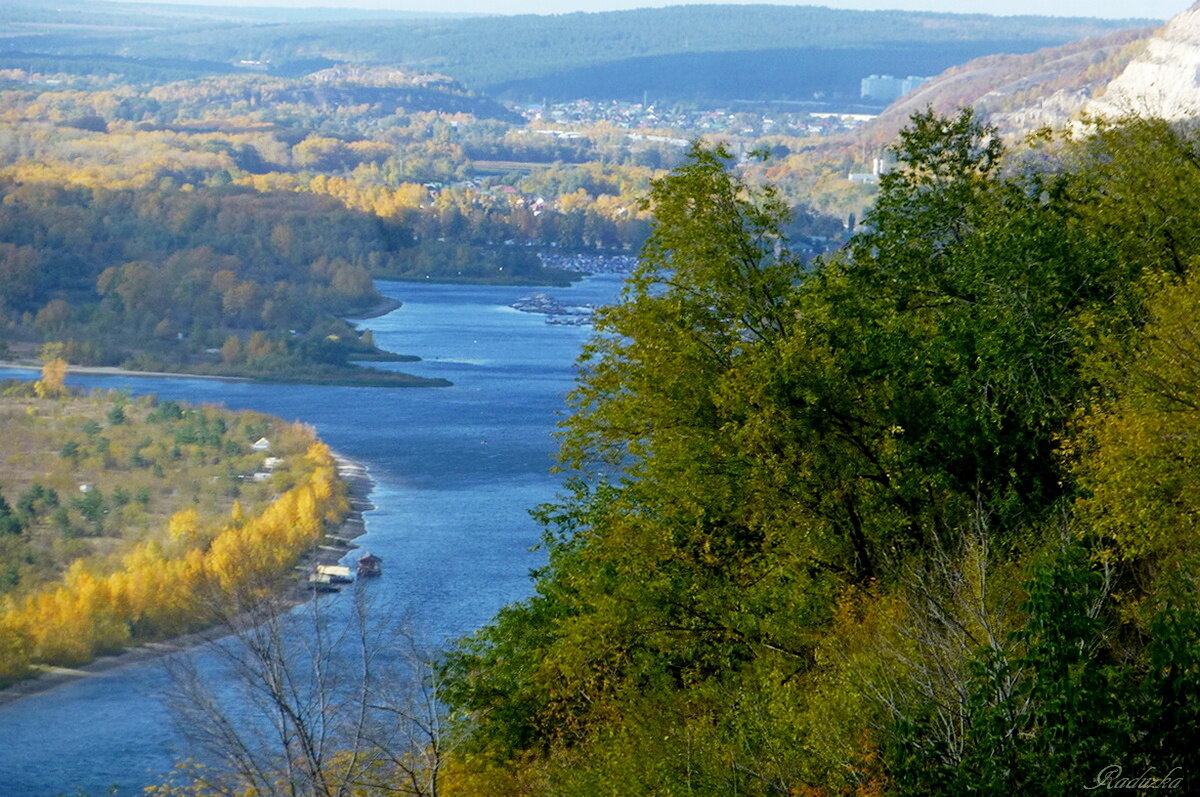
top-left (0, 274), bottom-right (626, 796)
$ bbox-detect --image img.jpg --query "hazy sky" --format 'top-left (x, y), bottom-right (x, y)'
top-left (113, 0), bottom-right (1185, 21)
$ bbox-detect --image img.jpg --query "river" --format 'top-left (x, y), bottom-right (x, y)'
top-left (0, 273), bottom-right (625, 796)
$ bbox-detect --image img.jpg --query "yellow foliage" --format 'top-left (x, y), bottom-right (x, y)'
top-left (33, 357), bottom-right (68, 398)
top-left (439, 751), bottom-right (546, 797)
top-left (0, 440), bottom-right (348, 672)
top-left (1072, 275), bottom-right (1200, 560)
top-left (237, 170), bottom-right (426, 219)
top-left (167, 508), bottom-right (203, 547)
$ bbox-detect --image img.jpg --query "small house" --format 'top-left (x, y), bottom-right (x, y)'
top-left (251, 437), bottom-right (271, 452)
top-left (307, 572), bottom-right (339, 593)
top-left (357, 553), bottom-right (382, 578)
top-left (315, 564), bottom-right (353, 584)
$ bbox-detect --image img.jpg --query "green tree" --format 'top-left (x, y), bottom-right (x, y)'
top-left (884, 544), bottom-right (1127, 796)
top-left (0, 490), bottom-right (23, 535)
top-left (446, 145), bottom-right (816, 767)
top-left (16, 483), bottom-right (58, 524)
top-left (107, 404), bottom-right (126, 426)
top-left (443, 112), bottom-right (1200, 793)
top-left (59, 440), bottom-right (81, 463)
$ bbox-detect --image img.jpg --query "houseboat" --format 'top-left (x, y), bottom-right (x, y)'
top-left (357, 553), bottom-right (382, 578)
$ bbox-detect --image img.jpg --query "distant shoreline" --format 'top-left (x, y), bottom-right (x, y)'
top-left (0, 450), bottom-right (376, 707)
top-left (0, 360), bottom-right (249, 382)
top-left (0, 295), bottom-right (427, 387)
top-left (0, 357), bottom-right (449, 388)
top-left (344, 295), bottom-right (403, 320)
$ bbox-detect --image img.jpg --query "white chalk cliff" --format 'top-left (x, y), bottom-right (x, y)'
top-left (1089, 2), bottom-right (1200, 120)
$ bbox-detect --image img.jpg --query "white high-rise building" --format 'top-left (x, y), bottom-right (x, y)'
top-left (861, 74), bottom-right (931, 102)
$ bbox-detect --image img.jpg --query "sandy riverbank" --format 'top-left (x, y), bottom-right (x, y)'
top-left (0, 451), bottom-right (376, 707)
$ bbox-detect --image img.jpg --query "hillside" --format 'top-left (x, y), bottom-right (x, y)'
top-left (860, 3), bottom-right (1200, 143)
top-left (434, 111), bottom-right (1200, 797)
top-left (858, 27), bottom-right (1152, 143)
top-left (486, 40), bottom-right (1092, 104)
top-left (139, 66), bottom-right (520, 123)
top-left (1088, 1), bottom-right (1200, 119)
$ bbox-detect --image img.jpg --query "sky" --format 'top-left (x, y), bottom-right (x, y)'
top-left (108, 0), bottom-right (1186, 22)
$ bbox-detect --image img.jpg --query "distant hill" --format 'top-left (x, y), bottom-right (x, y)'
top-left (0, 0), bottom-right (473, 27)
top-left (1, 4), bottom-right (1153, 104)
top-left (860, 1), bottom-right (1200, 146)
top-left (859, 27), bottom-right (1152, 143)
top-left (485, 41), bottom-right (1088, 104)
top-left (143, 66), bottom-right (522, 123)
top-left (0, 51), bottom-right (243, 83)
top-left (429, 6), bottom-right (1150, 101)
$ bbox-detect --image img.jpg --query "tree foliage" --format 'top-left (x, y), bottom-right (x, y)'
top-left (0, 390), bottom-right (348, 685)
top-left (440, 110), bottom-right (1200, 794)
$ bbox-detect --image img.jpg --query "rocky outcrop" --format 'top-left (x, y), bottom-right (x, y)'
top-left (1088, 2), bottom-right (1200, 119)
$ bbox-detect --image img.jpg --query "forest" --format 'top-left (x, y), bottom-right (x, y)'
top-left (0, 68), bottom-right (652, 381)
top-left (0, 176), bottom-right (451, 384)
top-left (0, 55), bottom-right (870, 382)
top-left (429, 112), bottom-right (1200, 794)
top-left (0, 3), bottom-right (1146, 104)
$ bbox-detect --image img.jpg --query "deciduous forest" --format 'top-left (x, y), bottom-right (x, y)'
top-left (0, 68), bottom-right (669, 381)
top-left (0, 54), bottom-right (863, 382)
top-left (434, 112), bottom-right (1200, 794)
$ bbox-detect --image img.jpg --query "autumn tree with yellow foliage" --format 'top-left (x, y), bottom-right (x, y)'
top-left (0, 441), bottom-right (346, 681)
top-left (33, 357), bottom-right (68, 398)
top-left (0, 386), bottom-right (350, 686)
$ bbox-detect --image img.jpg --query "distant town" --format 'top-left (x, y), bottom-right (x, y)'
top-left (517, 98), bottom-right (879, 140)
top-left (512, 72), bottom-right (933, 142)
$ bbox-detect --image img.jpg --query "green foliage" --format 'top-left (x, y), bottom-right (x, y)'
top-left (15, 484), bottom-right (58, 525)
top-left (886, 544), bottom-right (1200, 795)
top-left (563, 142), bottom-right (800, 470)
top-left (74, 488), bottom-right (105, 526)
top-left (442, 111), bottom-right (1200, 793)
top-left (59, 441), bottom-right (80, 462)
top-left (1072, 273), bottom-right (1200, 561)
top-left (147, 400), bottom-right (184, 423)
top-left (1140, 570), bottom-right (1200, 770)
top-left (51, 505), bottom-right (72, 537)
top-left (0, 490), bottom-right (23, 535)
top-left (106, 404), bottom-right (126, 425)
top-left (445, 145), bottom-right (836, 776)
